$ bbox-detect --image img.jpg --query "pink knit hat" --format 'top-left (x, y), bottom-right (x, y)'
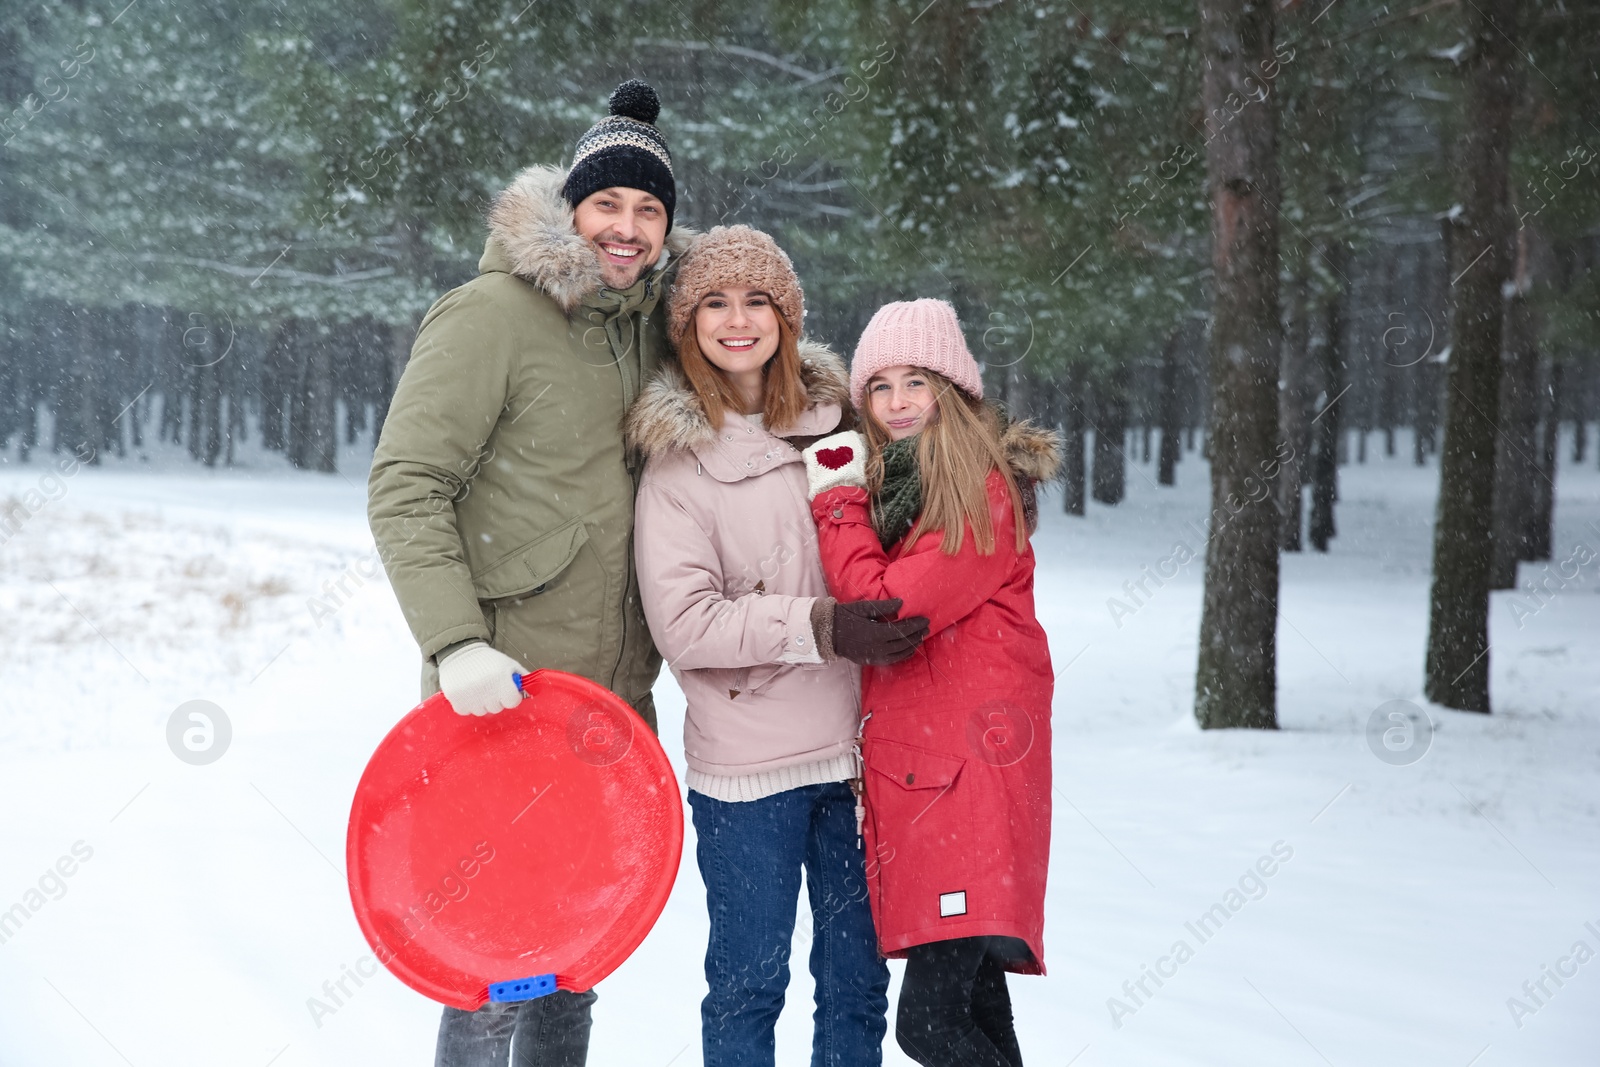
top-left (850, 298), bottom-right (983, 407)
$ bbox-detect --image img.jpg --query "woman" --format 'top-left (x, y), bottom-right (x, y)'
top-left (797, 298), bottom-right (1061, 1067)
top-left (627, 226), bottom-right (925, 1067)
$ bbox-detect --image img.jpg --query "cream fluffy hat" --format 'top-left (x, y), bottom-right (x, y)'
top-left (667, 225), bottom-right (805, 347)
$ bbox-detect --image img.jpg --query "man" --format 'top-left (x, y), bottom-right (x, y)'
top-left (368, 79), bottom-right (687, 1067)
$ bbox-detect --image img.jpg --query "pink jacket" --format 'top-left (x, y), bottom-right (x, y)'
top-left (627, 343), bottom-right (861, 779)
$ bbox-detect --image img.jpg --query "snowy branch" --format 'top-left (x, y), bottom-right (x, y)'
top-left (133, 253), bottom-right (396, 287)
top-left (630, 39), bottom-right (845, 86)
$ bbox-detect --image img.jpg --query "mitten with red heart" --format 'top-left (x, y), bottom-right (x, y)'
top-left (800, 431), bottom-right (869, 499)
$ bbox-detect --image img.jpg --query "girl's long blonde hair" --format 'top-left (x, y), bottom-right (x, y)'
top-left (862, 369), bottom-right (1028, 556)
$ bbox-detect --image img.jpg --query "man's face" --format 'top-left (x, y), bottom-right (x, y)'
top-left (573, 187), bottom-right (668, 290)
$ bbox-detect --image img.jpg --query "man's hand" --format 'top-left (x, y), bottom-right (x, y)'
top-left (438, 642), bottom-right (527, 716)
top-left (831, 598), bottom-right (930, 665)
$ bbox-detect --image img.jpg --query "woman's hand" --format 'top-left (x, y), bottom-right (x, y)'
top-left (800, 431), bottom-right (868, 499)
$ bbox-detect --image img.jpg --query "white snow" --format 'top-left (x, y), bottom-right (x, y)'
top-left (1, 429), bottom-right (1597, 1066)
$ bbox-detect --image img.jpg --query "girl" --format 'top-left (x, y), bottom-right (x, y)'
top-left (628, 227), bottom-right (928, 1067)
top-left (798, 298), bottom-right (1061, 1067)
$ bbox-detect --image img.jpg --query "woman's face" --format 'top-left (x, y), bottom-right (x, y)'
top-left (867, 365), bottom-right (939, 441)
top-left (693, 288), bottom-right (780, 375)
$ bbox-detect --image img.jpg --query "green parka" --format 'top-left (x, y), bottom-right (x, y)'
top-left (368, 165), bottom-right (693, 729)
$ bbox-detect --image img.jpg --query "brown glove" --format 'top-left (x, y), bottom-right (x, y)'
top-left (814, 597), bottom-right (930, 665)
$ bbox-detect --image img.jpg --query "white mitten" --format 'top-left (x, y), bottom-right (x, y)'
top-left (800, 431), bottom-right (869, 499)
top-left (438, 642), bottom-right (527, 716)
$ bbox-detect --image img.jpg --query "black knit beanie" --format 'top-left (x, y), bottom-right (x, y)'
top-left (562, 80), bottom-right (676, 232)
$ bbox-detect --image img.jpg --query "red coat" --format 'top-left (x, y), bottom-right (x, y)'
top-left (812, 466), bottom-right (1053, 974)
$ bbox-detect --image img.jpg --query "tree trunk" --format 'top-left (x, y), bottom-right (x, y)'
top-left (1378, 253), bottom-right (1400, 461)
top-left (288, 322), bottom-right (339, 473)
top-left (226, 332), bottom-right (246, 466)
top-left (186, 363), bottom-right (203, 460)
top-left (1416, 215), bottom-right (1454, 466)
top-left (201, 359), bottom-right (223, 468)
top-left (1157, 329), bottom-right (1183, 486)
top-left (1310, 243), bottom-right (1347, 553)
top-left (1193, 0), bottom-right (1282, 731)
top-left (1005, 358), bottom-right (1035, 422)
top-left (374, 315), bottom-right (416, 444)
top-left (1425, 0), bottom-right (1521, 714)
top-left (1573, 364), bottom-right (1587, 463)
top-left (55, 307), bottom-right (92, 460)
top-left (261, 320), bottom-right (294, 452)
top-left (1414, 358), bottom-right (1439, 466)
top-left (1528, 356), bottom-right (1559, 561)
top-left (1490, 256), bottom-right (1539, 589)
top-left (1060, 366), bottom-right (1087, 516)
top-left (1091, 364), bottom-right (1129, 505)
top-left (13, 302), bottom-right (38, 463)
top-left (1279, 261), bottom-right (1313, 550)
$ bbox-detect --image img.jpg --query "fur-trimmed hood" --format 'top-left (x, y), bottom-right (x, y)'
top-left (999, 418), bottom-right (1064, 484)
top-left (483, 164), bottom-right (697, 313)
top-left (625, 340), bottom-right (851, 459)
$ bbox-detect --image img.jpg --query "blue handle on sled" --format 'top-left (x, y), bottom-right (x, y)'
top-left (488, 973), bottom-right (558, 1003)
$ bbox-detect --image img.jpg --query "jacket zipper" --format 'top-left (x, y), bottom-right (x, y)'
top-left (610, 305), bottom-right (641, 693)
top-left (852, 711), bottom-right (872, 842)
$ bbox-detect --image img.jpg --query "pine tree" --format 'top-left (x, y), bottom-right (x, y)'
top-left (1424, 0), bottom-right (1522, 714)
top-left (1192, 0), bottom-right (1285, 730)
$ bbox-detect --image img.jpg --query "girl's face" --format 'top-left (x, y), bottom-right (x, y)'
top-left (694, 288), bottom-right (780, 375)
top-left (867, 365), bottom-right (940, 441)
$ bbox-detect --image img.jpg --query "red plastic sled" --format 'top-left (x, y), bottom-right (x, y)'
top-left (347, 670), bottom-right (683, 1011)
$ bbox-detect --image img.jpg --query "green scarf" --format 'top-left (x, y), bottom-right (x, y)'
top-left (873, 435), bottom-right (923, 549)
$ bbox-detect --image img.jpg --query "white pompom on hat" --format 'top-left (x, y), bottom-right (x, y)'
top-left (849, 298), bottom-right (983, 407)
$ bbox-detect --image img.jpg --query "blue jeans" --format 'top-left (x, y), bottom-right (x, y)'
top-left (434, 989), bottom-right (595, 1067)
top-left (690, 781), bottom-right (890, 1067)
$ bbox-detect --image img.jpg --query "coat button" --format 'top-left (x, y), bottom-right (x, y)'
top-left (905, 772), bottom-right (916, 785)
top-left (832, 507), bottom-right (843, 518)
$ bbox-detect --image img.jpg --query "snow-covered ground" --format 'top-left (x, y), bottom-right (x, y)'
top-left (1, 429), bottom-right (1597, 1067)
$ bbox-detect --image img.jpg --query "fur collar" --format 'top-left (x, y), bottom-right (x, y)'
top-left (1000, 418), bottom-right (1064, 483)
top-left (626, 341), bottom-right (851, 459)
top-left (485, 164), bottom-right (697, 313)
